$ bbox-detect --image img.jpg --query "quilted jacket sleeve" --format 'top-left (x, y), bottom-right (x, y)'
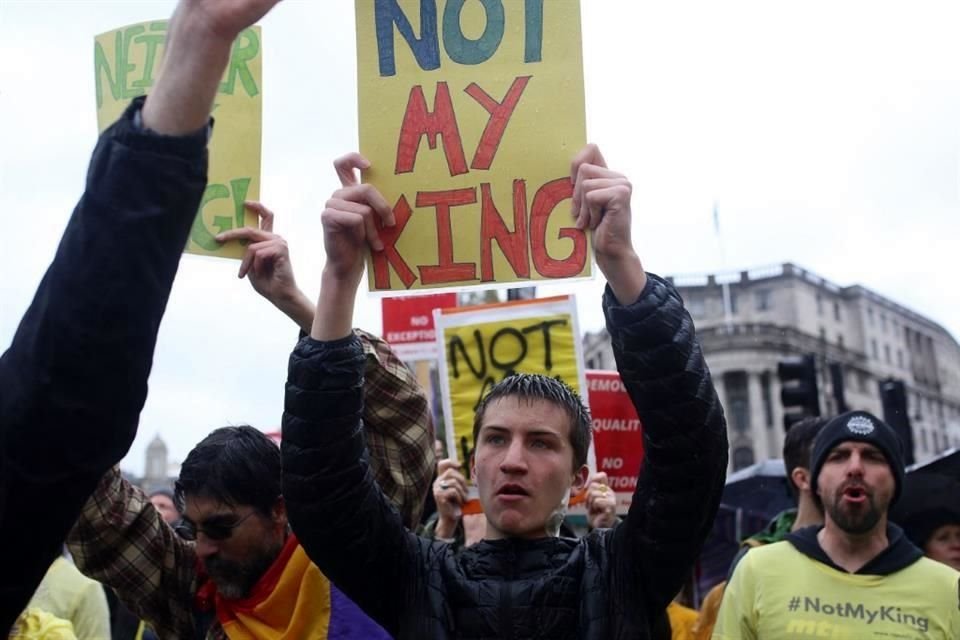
top-left (604, 274), bottom-right (728, 616)
top-left (0, 97), bottom-right (207, 631)
top-left (282, 334), bottom-right (429, 636)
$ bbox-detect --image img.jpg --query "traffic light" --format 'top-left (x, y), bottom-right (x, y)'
top-left (828, 362), bottom-right (849, 414)
top-left (879, 378), bottom-right (915, 465)
top-left (778, 354), bottom-right (821, 430)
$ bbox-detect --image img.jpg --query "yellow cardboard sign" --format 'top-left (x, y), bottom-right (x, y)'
top-left (355, 0), bottom-right (589, 292)
top-left (434, 295), bottom-right (588, 470)
top-left (94, 21), bottom-right (262, 259)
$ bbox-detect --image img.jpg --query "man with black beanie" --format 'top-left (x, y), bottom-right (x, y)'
top-left (714, 410), bottom-right (960, 638)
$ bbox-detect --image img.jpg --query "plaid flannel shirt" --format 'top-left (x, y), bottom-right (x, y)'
top-left (67, 330), bottom-right (434, 640)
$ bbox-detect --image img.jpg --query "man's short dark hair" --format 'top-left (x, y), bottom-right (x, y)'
top-left (472, 374), bottom-right (591, 469)
top-left (783, 416), bottom-right (829, 498)
top-left (175, 425), bottom-right (281, 515)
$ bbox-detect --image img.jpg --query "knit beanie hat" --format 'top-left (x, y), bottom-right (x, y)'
top-left (809, 411), bottom-right (905, 503)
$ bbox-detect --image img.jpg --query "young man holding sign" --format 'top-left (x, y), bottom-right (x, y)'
top-left (281, 146), bottom-right (729, 638)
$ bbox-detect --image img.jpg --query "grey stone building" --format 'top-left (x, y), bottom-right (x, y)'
top-left (583, 263), bottom-right (960, 471)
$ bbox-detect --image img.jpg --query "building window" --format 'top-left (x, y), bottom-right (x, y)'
top-left (884, 344), bottom-right (891, 364)
top-left (881, 314), bottom-right (888, 332)
top-left (921, 429), bottom-right (929, 452)
top-left (761, 372), bottom-right (774, 429)
top-left (729, 292), bottom-right (739, 314)
top-left (858, 372), bottom-right (868, 393)
top-left (867, 307), bottom-right (875, 325)
top-left (755, 289), bottom-right (772, 311)
top-left (724, 372), bottom-right (750, 434)
top-left (819, 327), bottom-right (827, 342)
top-left (837, 335), bottom-right (845, 350)
top-left (733, 446), bottom-right (755, 471)
top-left (833, 301), bottom-right (841, 322)
top-left (897, 349), bottom-right (903, 368)
top-left (933, 430), bottom-right (940, 452)
top-left (871, 339), bottom-right (878, 359)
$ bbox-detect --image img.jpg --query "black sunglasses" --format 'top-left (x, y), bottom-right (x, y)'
top-left (174, 510), bottom-right (256, 542)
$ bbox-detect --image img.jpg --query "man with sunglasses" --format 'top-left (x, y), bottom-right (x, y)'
top-left (68, 363), bottom-right (432, 640)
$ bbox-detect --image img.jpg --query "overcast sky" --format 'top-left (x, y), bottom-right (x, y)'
top-left (2, 0), bottom-right (958, 476)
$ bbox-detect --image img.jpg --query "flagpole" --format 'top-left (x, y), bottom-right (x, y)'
top-left (714, 201), bottom-right (734, 331)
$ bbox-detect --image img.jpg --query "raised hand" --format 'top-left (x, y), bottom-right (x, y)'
top-left (585, 471), bottom-right (618, 530)
top-left (321, 153), bottom-right (395, 285)
top-left (310, 153), bottom-right (395, 342)
top-left (143, 0), bottom-right (282, 135)
top-left (570, 144), bottom-right (647, 305)
top-left (433, 459), bottom-right (469, 539)
top-left (215, 202), bottom-right (315, 332)
top-left (173, 0), bottom-right (282, 42)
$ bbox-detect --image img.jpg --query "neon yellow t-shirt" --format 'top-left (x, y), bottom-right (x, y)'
top-left (27, 557), bottom-right (110, 640)
top-left (713, 540), bottom-right (960, 639)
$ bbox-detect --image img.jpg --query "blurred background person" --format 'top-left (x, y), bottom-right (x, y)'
top-left (891, 472), bottom-right (960, 572)
top-left (25, 550), bottom-right (109, 640)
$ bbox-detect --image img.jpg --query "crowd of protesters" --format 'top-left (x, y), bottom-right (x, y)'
top-left (1, 0), bottom-right (959, 638)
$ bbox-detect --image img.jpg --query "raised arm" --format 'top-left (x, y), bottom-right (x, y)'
top-left (0, 0), bottom-right (280, 629)
top-left (282, 153), bottom-right (432, 634)
top-left (219, 202), bottom-right (435, 526)
top-left (66, 469), bottom-right (200, 639)
top-left (571, 145), bottom-right (728, 614)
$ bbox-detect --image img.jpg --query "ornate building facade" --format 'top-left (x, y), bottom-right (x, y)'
top-left (583, 263), bottom-right (960, 471)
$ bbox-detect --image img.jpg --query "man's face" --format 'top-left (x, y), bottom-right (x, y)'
top-left (471, 396), bottom-right (589, 540)
top-left (924, 524), bottom-right (960, 572)
top-left (149, 494), bottom-right (180, 525)
top-left (182, 496), bottom-right (286, 599)
top-left (817, 441), bottom-right (895, 535)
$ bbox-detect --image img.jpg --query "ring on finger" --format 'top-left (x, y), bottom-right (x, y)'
top-left (439, 481), bottom-right (449, 490)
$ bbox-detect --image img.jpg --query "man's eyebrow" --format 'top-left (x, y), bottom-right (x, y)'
top-left (527, 430), bottom-right (561, 437)
top-left (479, 425), bottom-right (509, 433)
top-left (479, 426), bottom-right (562, 439)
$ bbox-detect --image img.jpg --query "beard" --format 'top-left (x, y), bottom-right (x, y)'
top-left (205, 539), bottom-right (284, 599)
top-left (825, 483), bottom-right (884, 535)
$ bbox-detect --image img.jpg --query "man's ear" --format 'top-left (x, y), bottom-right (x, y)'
top-left (792, 467), bottom-right (811, 493)
top-left (572, 464), bottom-right (590, 494)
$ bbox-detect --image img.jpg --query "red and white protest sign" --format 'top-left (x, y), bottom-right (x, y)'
top-left (382, 293), bottom-right (457, 361)
top-left (586, 370), bottom-right (644, 513)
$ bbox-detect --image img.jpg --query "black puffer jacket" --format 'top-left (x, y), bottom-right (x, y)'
top-left (282, 275), bottom-right (728, 639)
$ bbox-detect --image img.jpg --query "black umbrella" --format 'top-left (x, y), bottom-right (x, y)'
top-left (889, 472), bottom-right (960, 548)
